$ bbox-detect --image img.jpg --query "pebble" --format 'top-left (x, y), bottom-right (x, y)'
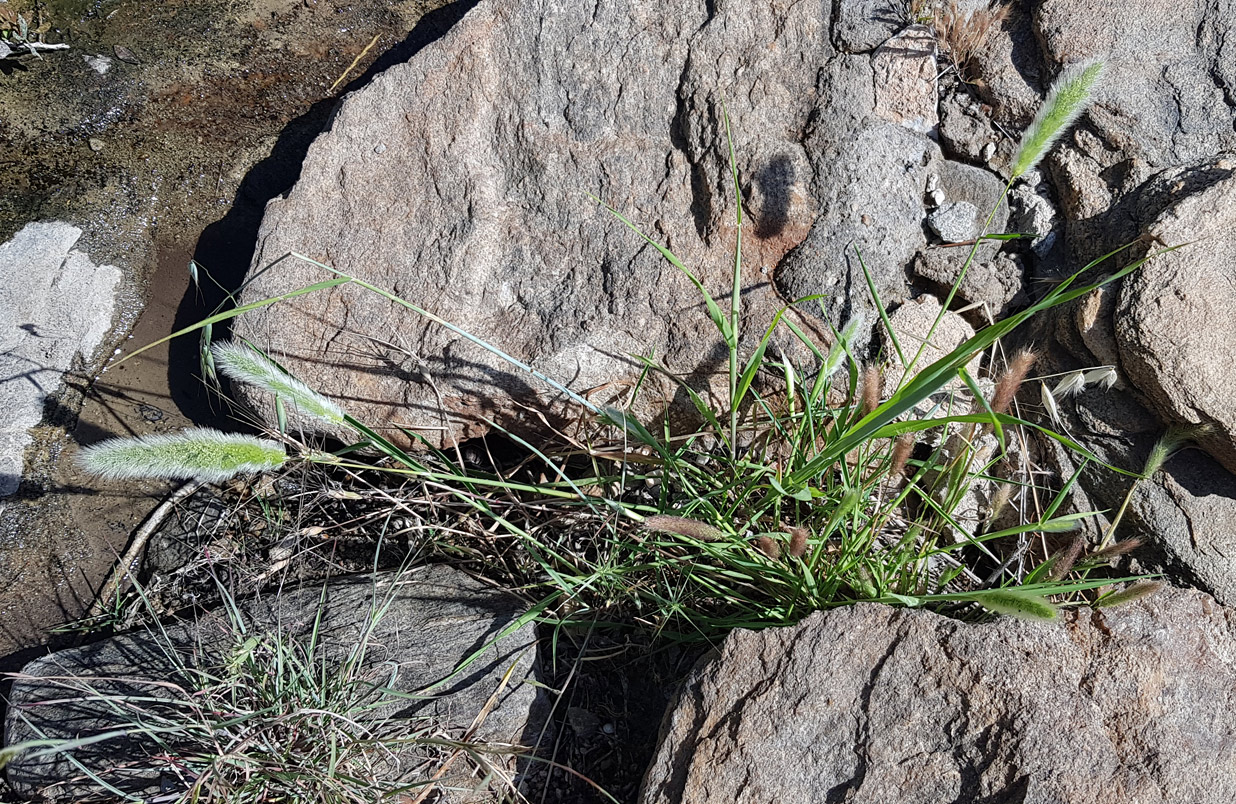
top-left (89, 138), bottom-right (105, 152)
top-left (980, 142), bottom-right (996, 162)
top-left (84, 54), bottom-right (113, 75)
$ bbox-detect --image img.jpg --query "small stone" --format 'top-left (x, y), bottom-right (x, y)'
top-left (373, 142), bottom-right (387, 154)
top-left (924, 173), bottom-right (939, 193)
top-left (980, 141), bottom-right (996, 162)
top-left (927, 188), bottom-right (946, 207)
top-left (926, 201), bottom-right (979, 242)
top-left (112, 44), bottom-right (139, 64)
top-left (83, 54), bottom-right (113, 74)
top-left (88, 138), bottom-right (105, 152)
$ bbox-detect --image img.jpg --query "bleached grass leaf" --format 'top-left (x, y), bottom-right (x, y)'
top-left (79, 429), bottom-right (287, 483)
top-left (1040, 381), bottom-right (1061, 425)
top-left (212, 341), bottom-right (347, 426)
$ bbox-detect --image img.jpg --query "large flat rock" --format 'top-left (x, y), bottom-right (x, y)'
top-left (641, 588), bottom-right (1236, 804)
top-left (233, 0), bottom-right (942, 447)
top-left (0, 222), bottom-right (121, 496)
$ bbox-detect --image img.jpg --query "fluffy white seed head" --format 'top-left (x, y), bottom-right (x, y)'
top-left (1053, 370), bottom-right (1086, 398)
top-left (79, 429), bottom-right (287, 483)
top-left (1083, 366), bottom-right (1117, 389)
top-left (212, 341), bottom-right (347, 426)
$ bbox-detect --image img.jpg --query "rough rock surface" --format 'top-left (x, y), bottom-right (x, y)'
top-left (1052, 385), bottom-right (1236, 607)
top-left (881, 294), bottom-right (980, 392)
top-left (834, 0), bottom-right (905, 53)
top-left (1115, 170), bottom-right (1236, 474)
top-left (641, 588), bottom-right (1236, 804)
top-left (0, 222), bottom-right (121, 496)
top-left (234, 0), bottom-right (943, 447)
top-left (4, 566), bottom-right (541, 802)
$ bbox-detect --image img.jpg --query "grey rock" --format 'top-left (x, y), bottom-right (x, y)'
top-left (938, 92), bottom-right (993, 163)
top-left (913, 248), bottom-right (1024, 318)
top-left (1083, 444), bottom-right (1236, 607)
top-left (833, 0), bottom-right (905, 53)
top-left (0, 222), bottom-right (121, 496)
top-left (233, 0), bottom-right (935, 448)
top-left (1036, 0), bottom-right (1236, 169)
top-left (881, 295), bottom-right (981, 391)
top-left (1033, 0), bottom-right (1236, 258)
top-left (1115, 170), bottom-right (1236, 474)
top-left (641, 589), bottom-right (1236, 804)
top-left (1029, 342), bottom-right (1236, 605)
top-left (1007, 167), bottom-right (1060, 258)
top-left (927, 201), bottom-right (981, 242)
top-left (4, 566), bottom-right (541, 802)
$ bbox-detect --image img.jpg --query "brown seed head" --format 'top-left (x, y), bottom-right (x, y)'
top-left (787, 526), bottom-right (810, 559)
top-left (644, 515), bottom-right (724, 542)
top-left (860, 364), bottom-right (882, 418)
top-left (1046, 536), bottom-right (1084, 581)
top-left (1089, 538), bottom-right (1143, 562)
top-left (756, 535), bottom-right (782, 560)
top-left (990, 348), bottom-right (1039, 415)
top-left (1098, 580), bottom-right (1164, 609)
top-left (888, 434), bottom-right (915, 481)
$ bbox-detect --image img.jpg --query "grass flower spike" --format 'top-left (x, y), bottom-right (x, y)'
top-left (79, 429), bottom-right (287, 483)
top-left (1011, 58), bottom-right (1104, 178)
top-left (213, 340), bottom-right (347, 426)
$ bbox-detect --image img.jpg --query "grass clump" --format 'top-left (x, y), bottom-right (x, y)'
top-left (3, 575), bottom-right (524, 804)
top-left (75, 59), bottom-right (1162, 638)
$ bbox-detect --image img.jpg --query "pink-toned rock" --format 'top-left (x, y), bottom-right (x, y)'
top-left (641, 588), bottom-right (1236, 804)
top-left (232, 0), bottom-right (940, 447)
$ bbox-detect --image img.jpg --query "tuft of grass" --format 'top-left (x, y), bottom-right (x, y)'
top-left (78, 430), bottom-right (287, 483)
top-left (79, 74), bottom-right (1159, 640)
top-left (930, 0), bottom-right (1010, 81)
top-left (3, 574), bottom-right (526, 804)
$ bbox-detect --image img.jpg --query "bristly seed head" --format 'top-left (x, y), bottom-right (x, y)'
top-left (888, 434), bottom-right (915, 482)
top-left (756, 535), bottom-right (782, 560)
top-left (1142, 423), bottom-right (1215, 479)
top-left (1046, 536), bottom-right (1084, 581)
top-left (990, 348), bottom-right (1038, 414)
top-left (1011, 58), bottom-right (1105, 178)
top-left (1097, 580), bottom-right (1164, 609)
top-left (212, 341), bottom-right (347, 426)
top-left (78, 429), bottom-right (287, 483)
top-left (860, 364), bottom-right (882, 418)
top-left (787, 526), bottom-right (810, 559)
top-left (1089, 537), bottom-right (1142, 562)
top-left (644, 514), bottom-right (725, 542)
